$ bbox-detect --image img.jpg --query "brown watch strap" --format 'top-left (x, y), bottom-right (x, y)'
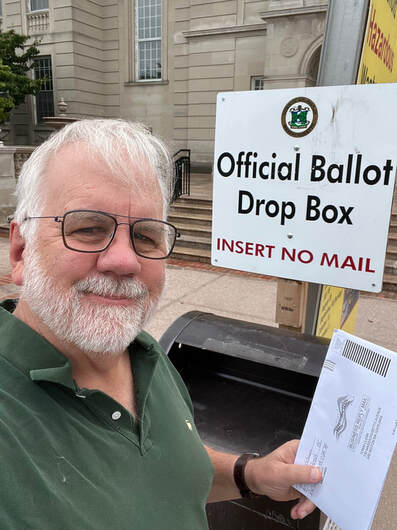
top-left (233, 452), bottom-right (260, 498)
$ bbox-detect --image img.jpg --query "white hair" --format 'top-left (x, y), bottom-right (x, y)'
top-left (14, 119), bottom-right (173, 240)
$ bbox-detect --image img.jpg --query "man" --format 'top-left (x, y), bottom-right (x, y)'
top-left (1, 119), bottom-right (321, 529)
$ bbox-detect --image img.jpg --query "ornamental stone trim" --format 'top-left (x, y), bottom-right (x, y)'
top-left (183, 23), bottom-right (267, 39)
top-left (260, 5), bottom-right (328, 20)
top-left (27, 10), bottom-right (49, 35)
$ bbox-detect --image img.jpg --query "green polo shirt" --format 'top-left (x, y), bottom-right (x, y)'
top-left (0, 300), bottom-right (213, 529)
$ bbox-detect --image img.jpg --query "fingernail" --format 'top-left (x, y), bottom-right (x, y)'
top-left (299, 510), bottom-right (308, 519)
top-left (310, 467), bottom-right (321, 481)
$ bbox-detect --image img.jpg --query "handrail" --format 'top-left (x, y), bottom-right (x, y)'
top-left (172, 149), bottom-right (190, 202)
top-left (173, 149), bottom-right (191, 158)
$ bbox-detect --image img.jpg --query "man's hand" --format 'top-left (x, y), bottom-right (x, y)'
top-left (244, 439), bottom-right (322, 519)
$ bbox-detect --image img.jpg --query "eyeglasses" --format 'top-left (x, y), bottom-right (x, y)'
top-left (24, 210), bottom-right (180, 259)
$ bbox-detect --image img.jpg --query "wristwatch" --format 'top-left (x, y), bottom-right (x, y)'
top-left (233, 452), bottom-right (261, 498)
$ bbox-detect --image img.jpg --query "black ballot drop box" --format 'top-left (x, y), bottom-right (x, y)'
top-left (159, 311), bottom-right (329, 530)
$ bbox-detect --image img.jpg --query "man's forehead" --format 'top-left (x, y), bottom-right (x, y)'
top-left (44, 142), bottom-right (162, 200)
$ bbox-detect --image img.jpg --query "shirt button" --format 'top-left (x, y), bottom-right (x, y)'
top-left (111, 411), bottom-right (122, 420)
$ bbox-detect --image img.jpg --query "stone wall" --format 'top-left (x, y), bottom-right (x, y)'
top-left (0, 146), bottom-right (34, 224)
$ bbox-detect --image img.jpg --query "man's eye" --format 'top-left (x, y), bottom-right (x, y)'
top-left (135, 232), bottom-right (156, 244)
top-left (70, 226), bottom-right (107, 236)
top-left (79, 226), bottom-right (104, 233)
top-left (135, 232), bottom-right (150, 240)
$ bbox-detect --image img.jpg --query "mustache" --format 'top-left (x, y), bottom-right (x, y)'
top-left (74, 275), bottom-right (149, 299)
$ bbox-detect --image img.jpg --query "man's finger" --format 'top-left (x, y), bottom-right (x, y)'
top-left (290, 496), bottom-right (317, 519)
top-left (286, 464), bottom-right (322, 486)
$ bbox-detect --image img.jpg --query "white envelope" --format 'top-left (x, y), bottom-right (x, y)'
top-left (295, 329), bottom-right (397, 530)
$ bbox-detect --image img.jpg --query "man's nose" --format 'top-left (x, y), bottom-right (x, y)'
top-left (95, 225), bottom-right (141, 276)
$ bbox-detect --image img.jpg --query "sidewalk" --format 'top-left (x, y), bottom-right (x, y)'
top-left (1, 237), bottom-right (397, 352)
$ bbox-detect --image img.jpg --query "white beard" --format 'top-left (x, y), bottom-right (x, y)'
top-left (20, 246), bottom-right (159, 358)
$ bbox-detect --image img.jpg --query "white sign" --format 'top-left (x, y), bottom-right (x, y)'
top-left (211, 84), bottom-right (397, 292)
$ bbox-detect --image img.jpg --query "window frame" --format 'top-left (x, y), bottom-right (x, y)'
top-left (29, 0), bottom-right (49, 12)
top-left (251, 76), bottom-right (265, 91)
top-left (32, 55), bottom-right (55, 124)
top-left (135, 0), bottom-right (163, 82)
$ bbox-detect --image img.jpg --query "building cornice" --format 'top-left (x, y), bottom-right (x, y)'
top-left (183, 23), bottom-right (267, 39)
top-left (262, 74), bottom-right (315, 82)
top-left (259, 5), bottom-right (328, 20)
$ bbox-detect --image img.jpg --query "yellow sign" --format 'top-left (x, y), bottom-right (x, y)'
top-left (316, 286), bottom-right (359, 339)
top-left (357, 0), bottom-right (397, 84)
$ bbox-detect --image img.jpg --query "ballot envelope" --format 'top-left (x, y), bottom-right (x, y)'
top-left (295, 330), bottom-right (397, 530)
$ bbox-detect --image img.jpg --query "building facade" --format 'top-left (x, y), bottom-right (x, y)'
top-left (0, 0), bottom-right (327, 169)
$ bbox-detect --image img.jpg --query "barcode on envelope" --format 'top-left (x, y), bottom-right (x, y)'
top-left (342, 339), bottom-right (391, 377)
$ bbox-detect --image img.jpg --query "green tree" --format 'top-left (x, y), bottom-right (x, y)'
top-left (0, 30), bottom-right (43, 123)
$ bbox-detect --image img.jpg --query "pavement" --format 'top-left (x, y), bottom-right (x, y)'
top-left (1, 237), bottom-right (397, 352)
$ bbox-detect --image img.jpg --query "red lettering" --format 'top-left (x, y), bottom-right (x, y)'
top-left (320, 253), bottom-right (339, 267)
top-left (371, 22), bottom-right (378, 51)
top-left (235, 240), bottom-right (244, 254)
top-left (365, 258), bottom-right (375, 273)
top-left (367, 7), bottom-right (376, 45)
top-left (366, 8), bottom-right (394, 72)
top-left (266, 245), bottom-right (275, 258)
top-left (281, 247), bottom-right (296, 261)
top-left (298, 250), bottom-right (313, 264)
top-left (375, 26), bottom-right (380, 54)
top-left (222, 239), bottom-right (234, 252)
top-left (341, 256), bottom-right (356, 270)
top-left (217, 238), bottom-right (275, 260)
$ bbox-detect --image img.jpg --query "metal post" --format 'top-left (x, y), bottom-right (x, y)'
top-left (317, 0), bottom-right (370, 86)
top-left (302, 0), bottom-right (370, 336)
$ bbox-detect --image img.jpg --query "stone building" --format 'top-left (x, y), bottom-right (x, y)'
top-left (0, 0), bottom-right (327, 169)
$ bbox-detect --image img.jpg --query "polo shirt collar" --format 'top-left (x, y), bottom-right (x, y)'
top-left (0, 300), bottom-right (75, 390)
top-left (0, 300), bottom-right (161, 400)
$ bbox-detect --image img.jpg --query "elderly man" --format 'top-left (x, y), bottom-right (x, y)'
top-left (1, 119), bottom-right (320, 529)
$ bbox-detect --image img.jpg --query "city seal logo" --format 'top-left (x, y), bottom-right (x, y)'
top-left (281, 97), bottom-right (318, 138)
top-left (333, 395), bottom-right (354, 439)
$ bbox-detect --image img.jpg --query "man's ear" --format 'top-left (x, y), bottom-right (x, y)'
top-left (9, 221), bottom-right (26, 286)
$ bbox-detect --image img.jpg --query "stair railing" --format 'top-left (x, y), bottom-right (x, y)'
top-left (172, 149), bottom-right (190, 202)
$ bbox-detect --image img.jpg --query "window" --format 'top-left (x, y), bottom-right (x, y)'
top-left (33, 56), bottom-right (54, 122)
top-left (30, 0), bottom-right (49, 11)
top-left (136, 0), bottom-right (162, 80)
top-left (251, 76), bottom-right (265, 90)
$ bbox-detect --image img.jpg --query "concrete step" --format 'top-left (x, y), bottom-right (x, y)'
top-left (174, 197), bottom-right (212, 208)
top-left (384, 259), bottom-right (397, 274)
top-left (387, 233), bottom-right (397, 248)
top-left (383, 273), bottom-right (397, 291)
top-left (170, 204), bottom-right (213, 217)
top-left (168, 211), bottom-right (212, 227)
top-left (171, 244), bottom-right (211, 263)
top-left (0, 225), bottom-right (9, 238)
top-left (175, 235), bottom-right (211, 251)
top-left (386, 248), bottom-right (397, 261)
top-left (176, 223), bottom-right (212, 239)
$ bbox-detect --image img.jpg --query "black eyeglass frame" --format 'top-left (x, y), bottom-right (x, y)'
top-left (24, 209), bottom-right (180, 260)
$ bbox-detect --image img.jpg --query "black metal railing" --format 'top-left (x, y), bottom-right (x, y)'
top-left (172, 149), bottom-right (190, 202)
